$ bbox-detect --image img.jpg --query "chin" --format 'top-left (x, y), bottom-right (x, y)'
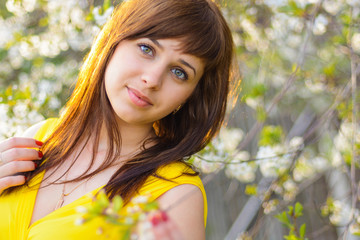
top-left (114, 113), bottom-right (150, 125)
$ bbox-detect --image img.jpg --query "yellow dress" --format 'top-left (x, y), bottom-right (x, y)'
top-left (0, 119), bottom-right (207, 239)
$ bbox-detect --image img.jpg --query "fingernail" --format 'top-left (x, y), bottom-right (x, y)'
top-left (35, 140), bottom-right (43, 147)
top-left (161, 211), bottom-right (168, 222)
top-left (150, 215), bottom-right (161, 226)
top-left (38, 151), bottom-right (43, 158)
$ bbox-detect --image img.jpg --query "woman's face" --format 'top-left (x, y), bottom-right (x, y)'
top-left (104, 38), bottom-right (205, 127)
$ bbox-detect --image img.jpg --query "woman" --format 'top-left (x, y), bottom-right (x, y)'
top-left (0, 0), bottom-right (236, 239)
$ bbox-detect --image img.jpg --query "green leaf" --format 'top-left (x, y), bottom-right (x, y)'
top-left (275, 211), bottom-right (291, 227)
top-left (14, 87), bottom-right (31, 100)
top-left (256, 106), bottom-right (267, 123)
top-left (187, 156), bottom-right (195, 164)
top-left (0, 3), bottom-right (14, 19)
top-left (121, 229), bottom-right (131, 240)
top-left (143, 201), bottom-right (159, 211)
top-left (105, 216), bottom-right (121, 225)
top-left (86, 5), bottom-right (95, 22)
top-left (340, 14), bottom-right (351, 26)
top-left (287, 206), bottom-right (294, 216)
top-left (278, 5), bottom-right (293, 14)
top-left (98, 191), bottom-right (110, 207)
top-left (323, 63), bottom-right (336, 78)
top-left (337, 101), bottom-right (352, 120)
top-left (249, 83), bottom-right (266, 98)
top-left (5, 86), bottom-right (13, 98)
top-left (284, 235), bottom-right (298, 240)
top-left (294, 202), bottom-right (303, 217)
top-left (245, 184), bottom-right (258, 196)
top-left (113, 195), bottom-right (123, 212)
top-left (13, 32), bottom-right (23, 42)
top-left (299, 223), bottom-right (306, 238)
top-left (259, 125), bottom-right (284, 146)
top-left (0, 49), bottom-right (7, 61)
top-left (277, 0), bottom-right (304, 17)
top-left (103, 0), bottom-right (111, 11)
top-left (39, 17), bottom-right (49, 27)
top-left (33, 57), bottom-right (44, 67)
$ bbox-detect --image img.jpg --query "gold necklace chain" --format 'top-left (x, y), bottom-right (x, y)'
top-left (54, 172), bottom-right (89, 210)
top-left (53, 143), bottom-right (143, 210)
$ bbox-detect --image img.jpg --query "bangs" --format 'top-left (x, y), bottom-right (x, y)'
top-left (119, 0), bottom-right (227, 69)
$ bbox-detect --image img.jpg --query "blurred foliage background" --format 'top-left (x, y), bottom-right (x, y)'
top-left (0, 0), bottom-right (359, 239)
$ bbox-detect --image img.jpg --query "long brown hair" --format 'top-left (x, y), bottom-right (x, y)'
top-left (6, 0), bottom-right (236, 202)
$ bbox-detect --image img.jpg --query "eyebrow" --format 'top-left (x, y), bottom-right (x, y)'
top-left (150, 39), bottom-right (197, 76)
top-left (179, 59), bottom-right (197, 76)
top-left (150, 39), bottom-right (163, 50)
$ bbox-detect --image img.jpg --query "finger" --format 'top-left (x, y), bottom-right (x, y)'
top-left (0, 175), bottom-right (26, 194)
top-left (1, 148), bottom-right (43, 165)
top-left (0, 137), bottom-right (43, 152)
top-left (0, 161), bottom-right (36, 179)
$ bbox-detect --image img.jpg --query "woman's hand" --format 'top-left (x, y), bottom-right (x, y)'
top-left (0, 137), bottom-right (43, 194)
top-left (150, 211), bottom-right (183, 240)
top-left (137, 211), bottom-right (184, 240)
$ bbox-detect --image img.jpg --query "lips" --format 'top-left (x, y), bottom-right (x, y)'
top-left (127, 87), bottom-right (153, 107)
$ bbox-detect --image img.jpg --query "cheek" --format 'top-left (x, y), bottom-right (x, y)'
top-left (104, 62), bottom-right (126, 92)
top-left (104, 58), bottom-right (118, 89)
top-left (165, 85), bottom-right (197, 108)
top-left (104, 70), bottom-right (114, 100)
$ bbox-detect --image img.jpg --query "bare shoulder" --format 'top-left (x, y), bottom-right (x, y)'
top-left (157, 184), bottom-right (205, 240)
top-left (21, 120), bottom-right (47, 138)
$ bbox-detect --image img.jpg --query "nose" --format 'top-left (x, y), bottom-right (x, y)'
top-left (141, 63), bottom-right (166, 90)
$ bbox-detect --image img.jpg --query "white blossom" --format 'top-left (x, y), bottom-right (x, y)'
top-left (131, 195), bottom-right (149, 204)
top-left (323, 0), bottom-right (342, 15)
top-left (219, 128), bottom-right (244, 152)
top-left (262, 199), bottom-right (279, 214)
top-left (329, 200), bottom-right (352, 225)
top-left (289, 136), bottom-right (304, 150)
top-left (245, 96), bottom-right (262, 109)
top-left (293, 155), bottom-right (316, 182)
top-left (313, 14), bottom-right (328, 35)
top-left (137, 220), bottom-right (155, 240)
top-left (0, 20), bottom-right (15, 48)
top-left (312, 156), bottom-right (329, 171)
top-left (334, 121), bottom-right (357, 152)
top-left (193, 155), bottom-right (224, 174)
top-left (6, 0), bottom-right (26, 16)
top-left (74, 217), bottom-right (85, 226)
top-left (22, 0), bottom-right (37, 12)
top-left (76, 206), bottom-right (88, 214)
top-left (352, 33), bottom-right (360, 53)
top-left (93, 6), bottom-right (114, 26)
top-left (283, 179), bottom-right (298, 201)
top-left (331, 149), bottom-right (343, 167)
top-left (225, 151), bottom-right (257, 183)
top-left (257, 146), bottom-right (291, 178)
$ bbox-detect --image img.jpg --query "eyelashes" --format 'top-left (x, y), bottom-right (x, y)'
top-left (138, 43), bottom-right (154, 56)
top-left (137, 42), bottom-right (189, 81)
top-left (171, 68), bottom-right (188, 81)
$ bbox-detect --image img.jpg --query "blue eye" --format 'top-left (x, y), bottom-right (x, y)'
top-left (171, 68), bottom-right (188, 81)
top-left (139, 44), bottom-right (154, 56)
